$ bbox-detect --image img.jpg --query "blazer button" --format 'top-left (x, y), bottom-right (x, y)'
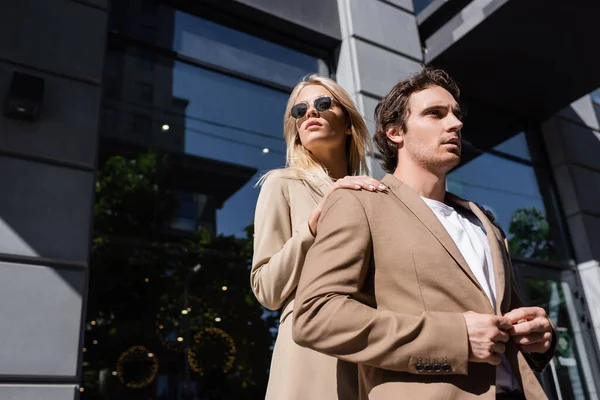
top-left (416, 364), bottom-right (424, 372)
top-left (433, 364), bottom-right (442, 372)
top-left (424, 364), bottom-right (433, 372)
top-left (442, 363), bottom-right (451, 372)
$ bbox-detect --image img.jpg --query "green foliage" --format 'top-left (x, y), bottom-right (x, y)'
top-left (508, 207), bottom-right (556, 260)
top-left (84, 152), bottom-right (274, 399)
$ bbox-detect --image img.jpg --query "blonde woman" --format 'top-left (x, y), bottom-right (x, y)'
top-left (251, 75), bottom-right (385, 399)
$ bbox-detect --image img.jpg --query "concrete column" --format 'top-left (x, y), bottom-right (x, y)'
top-left (335, 0), bottom-right (423, 178)
top-left (542, 94), bottom-right (600, 351)
top-left (0, 0), bottom-right (107, 398)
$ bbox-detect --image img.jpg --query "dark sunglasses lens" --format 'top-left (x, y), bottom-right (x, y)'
top-left (315, 96), bottom-right (332, 112)
top-left (291, 103), bottom-right (308, 119)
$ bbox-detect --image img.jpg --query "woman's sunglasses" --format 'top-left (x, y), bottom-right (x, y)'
top-left (290, 96), bottom-right (334, 119)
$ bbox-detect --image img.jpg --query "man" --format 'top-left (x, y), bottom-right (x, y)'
top-left (292, 68), bottom-right (556, 400)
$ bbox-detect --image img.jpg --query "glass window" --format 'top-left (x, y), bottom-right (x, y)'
top-left (591, 88), bottom-right (600, 104)
top-left (136, 81), bottom-right (154, 103)
top-left (492, 132), bottom-right (531, 161)
top-left (413, 0), bottom-right (435, 13)
top-left (448, 134), bottom-right (556, 260)
top-left (172, 12), bottom-right (319, 88)
top-left (524, 277), bottom-right (592, 399)
top-left (110, 0), bottom-right (321, 88)
top-left (137, 50), bottom-right (155, 72)
top-left (132, 113), bottom-right (152, 136)
top-left (85, 4), bottom-right (323, 399)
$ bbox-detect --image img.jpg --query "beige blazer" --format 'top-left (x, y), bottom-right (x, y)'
top-left (293, 174), bottom-right (556, 400)
top-left (252, 169), bottom-right (357, 399)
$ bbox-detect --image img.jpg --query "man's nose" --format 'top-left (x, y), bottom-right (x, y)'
top-left (448, 113), bottom-right (463, 132)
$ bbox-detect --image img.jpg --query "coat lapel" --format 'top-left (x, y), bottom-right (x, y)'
top-left (381, 175), bottom-right (484, 293)
top-left (447, 193), bottom-right (507, 315)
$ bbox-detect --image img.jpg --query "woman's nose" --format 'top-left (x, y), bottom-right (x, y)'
top-left (305, 103), bottom-right (319, 118)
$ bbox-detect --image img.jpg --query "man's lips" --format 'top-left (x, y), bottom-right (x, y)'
top-left (443, 138), bottom-right (461, 147)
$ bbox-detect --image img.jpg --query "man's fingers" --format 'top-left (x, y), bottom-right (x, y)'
top-left (493, 330), bottom-right (510, 344)
top-left (487, 353), bottom-right (502, 366)
top-left (514, 331), bottom-right (552, 346)
top-left (520, 340), bottom-right (552, 354)
top-left (510, 317), bottom-right (551, 336)
top-left (504, 307), bottom-right (545, 323)
top-left (492, 342), bottom-right (506, 354)
top-left (496, 316), bottom-right (513, 331)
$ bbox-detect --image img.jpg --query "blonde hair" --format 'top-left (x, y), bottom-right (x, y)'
top-left (259, 74), bottom-right (371, 193)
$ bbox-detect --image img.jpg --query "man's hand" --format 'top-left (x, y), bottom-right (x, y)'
top-left (504, 307), bottom-right (553, 354)
top-left (463, 311), bottom-right (512, 365)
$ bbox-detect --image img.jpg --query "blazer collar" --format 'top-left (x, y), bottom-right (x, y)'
top-left (382, 174), bottom-right (505, 313)
top-left (446, 193), bottom-right (506, 314)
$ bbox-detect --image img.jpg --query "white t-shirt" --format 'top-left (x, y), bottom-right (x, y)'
top-left (421, 197), bottom-right (521, 393)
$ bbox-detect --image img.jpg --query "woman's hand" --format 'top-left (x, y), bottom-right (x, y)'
top-left (308, 176), bottom-right (386, 236)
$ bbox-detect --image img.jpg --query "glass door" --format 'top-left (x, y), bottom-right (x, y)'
top-left (513, 259), bottom-right (600, 400)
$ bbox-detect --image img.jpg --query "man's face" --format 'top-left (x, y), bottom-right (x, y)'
top-left (402, 85), bottom-right (463, 174)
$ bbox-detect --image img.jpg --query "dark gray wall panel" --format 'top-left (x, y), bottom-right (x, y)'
top-left (354, 39), bottom-right (421, 97)
top-left (349, 0), bottom-right (422, 60)
top-left (0, 157), bottom-right (93, 262)
top-left (384, 0), bottom-right (414, 12)
top-left (361, 95), bottom-right (380, 136)
top-left (0, 62), bottom-right (100, 168)
top-left (0, 0), bottom-right (106, 83)
top-left (0, 262), bottom-right (84, 377)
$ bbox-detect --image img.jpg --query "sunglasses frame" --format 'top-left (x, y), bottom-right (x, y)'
top-left (290, 95), bottom-right (335, 119)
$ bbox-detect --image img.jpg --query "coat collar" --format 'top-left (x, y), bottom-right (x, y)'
top-left (382, 174), bottom-right (506, 314)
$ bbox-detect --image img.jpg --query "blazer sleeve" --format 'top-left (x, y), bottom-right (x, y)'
top-left (251, 175), bottom-right (316, 311)
top-left (293, 190), bottom-right (470, 375)
top-left (502, 237), bottom-right (558, 372)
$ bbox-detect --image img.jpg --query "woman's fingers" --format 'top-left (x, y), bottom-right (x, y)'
top-left (335, 176), bottom-right (386, 192)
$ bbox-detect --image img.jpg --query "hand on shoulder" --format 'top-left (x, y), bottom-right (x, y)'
top-left (308, 175), bottom-right (385, 236)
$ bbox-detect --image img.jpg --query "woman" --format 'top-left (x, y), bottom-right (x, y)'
top-left (251, 74), bottom-right (386, 399)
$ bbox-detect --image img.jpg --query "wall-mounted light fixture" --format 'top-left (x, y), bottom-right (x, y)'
top-left (3, 71), bottom-right (45, 122)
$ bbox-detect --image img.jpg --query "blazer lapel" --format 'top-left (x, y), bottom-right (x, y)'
top-left (448, 193), bottom-right (507, 315)
top-left (381, 175), bottom-right (484, 293)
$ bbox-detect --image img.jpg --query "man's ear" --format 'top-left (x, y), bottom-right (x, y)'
top-left (386, 126), bottom-right (404, 146)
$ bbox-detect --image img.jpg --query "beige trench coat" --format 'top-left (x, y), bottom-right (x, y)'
top-left (251, 169), bottom-right (357, 399)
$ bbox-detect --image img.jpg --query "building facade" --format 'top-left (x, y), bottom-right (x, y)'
top-left (0, 0), bottom-right (599, 399)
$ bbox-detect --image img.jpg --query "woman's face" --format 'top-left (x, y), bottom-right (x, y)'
top-left (293, 85), bottom-right (350, 154)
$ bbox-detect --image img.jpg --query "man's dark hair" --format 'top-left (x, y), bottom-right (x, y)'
top-left (373, 67), bottom-right (461, 173)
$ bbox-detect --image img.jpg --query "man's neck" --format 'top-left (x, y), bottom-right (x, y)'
top-left (392, 162), bottom-right (447, 202)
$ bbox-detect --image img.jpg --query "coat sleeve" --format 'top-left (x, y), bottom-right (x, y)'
top-left (502, 237), bottom-right (558, 372)
top-left (292, 190), bottom-right (470, 375)
top-left (250, 175), bottom-right (316, 310)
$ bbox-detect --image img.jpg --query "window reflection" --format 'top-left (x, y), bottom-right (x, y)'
top-left (413, 0), bottom-right (435, 13)
top-left (525, 278), bottom-right (591, 400)
top-left (591, 88), bottom-right (600, 104)
top-left (173, 12), bottom-right (320, 88)
top-left (493, 132), bottom-right (531, 161)
top-left (449, 134), bottom-right (556, 260)
top-left (87, 3), bottom-right (322, 399)
top-left (109, 0), bottom-right (320, 88)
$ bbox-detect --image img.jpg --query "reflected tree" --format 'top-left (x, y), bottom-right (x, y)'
top-left (508, 207), bottom-right (556, 261)
top-left (83, 152), bottom-right (275, 399)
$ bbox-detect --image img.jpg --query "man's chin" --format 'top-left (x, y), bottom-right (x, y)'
top-left (440, 154), bottom-right (461, 173)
